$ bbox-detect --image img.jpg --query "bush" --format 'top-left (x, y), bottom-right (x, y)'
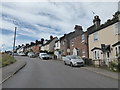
top-left (109, 60), bottom-right (120, 72)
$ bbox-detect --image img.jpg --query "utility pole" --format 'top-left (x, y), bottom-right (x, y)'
top-left (13, 27), bottom-right (17, 57)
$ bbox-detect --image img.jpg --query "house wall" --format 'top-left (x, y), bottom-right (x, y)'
top-left (41, 46), bottom-right (45, 51)
top-left (49, 38), bottom-right (58, 52)
top-left (54, 41), bottom-right (60, 50)
top-left (32, 45), bottom-right (41, 53)
top-left (44, 45), bottom-right (49, 51)
top-left (70, 32), bottom-right (88, 58)
top-left (89, 22), bottom-right (119, 60)
top-left (54, 40), bottom-right (61, 59)
top-left (60, 38), bottom-right (68, 56)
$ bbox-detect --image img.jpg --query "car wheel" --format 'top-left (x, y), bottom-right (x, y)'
top-left (64, 61), bottom-right (67, 65)
top-left (81, 65), bottom-right (84, 67)
top-left (70, 62), bottom-right (73, 67)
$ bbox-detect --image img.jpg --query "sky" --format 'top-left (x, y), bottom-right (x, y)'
top-left (0, 0), bottom-right (119, 51)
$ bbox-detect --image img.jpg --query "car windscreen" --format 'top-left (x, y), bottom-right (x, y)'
top-left (70, 56), bottom-right (81, 59)
top-left (41, 54), bottom-right (48, 56)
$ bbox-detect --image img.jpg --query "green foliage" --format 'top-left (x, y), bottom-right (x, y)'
top-left (0, 53), bottom-right (16, 67)
top-left (109, 60), bottom-right (120, 72)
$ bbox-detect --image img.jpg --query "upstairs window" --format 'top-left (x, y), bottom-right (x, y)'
top-left (72, 39), bottom-right (74, 47)
top-left (81, 34), bottom-right (85, 42)
top-left (82, 49), bottom-right (85, 57)
top-left (62, 41), bottom-right (64, 45)
top-left (57, 42), bottom-right (59, 47)
top-left (93, 32), bottom-right (98, 42)
top-left (115, 22), bottom-right (120, 35)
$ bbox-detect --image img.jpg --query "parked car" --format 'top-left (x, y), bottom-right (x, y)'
top-left (18, 52), bottom-right (25, 56)
top-left (13, 53), bottom-right (19, 56)
top-left (28, 52), bottom-right (36, 58)
top-left (39, 53), bottom-right (50, 60)
top-left (63, 55), bottom-right (84, 67)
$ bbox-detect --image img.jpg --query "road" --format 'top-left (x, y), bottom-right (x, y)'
top-left (2, 56), bottom-right (118, 88)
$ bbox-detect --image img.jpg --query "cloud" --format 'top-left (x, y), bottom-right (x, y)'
top-left (0, 2), bottom-right (118, 51)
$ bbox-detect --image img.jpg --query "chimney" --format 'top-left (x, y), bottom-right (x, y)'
top-left (22, 44), bottom-right (24, 46)
top-left (93, 15), bottom-right (101, 29)
top-left (50, 35), bottom-right (53, 40)
top-left (74, 25), bottom-right (83, 34)
top-left (41, 38), bottom-right (44, 45)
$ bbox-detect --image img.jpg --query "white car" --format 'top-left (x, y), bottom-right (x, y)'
top-left (28, 52), bottom-right (35, 58)
top-left (63, 55), bottom-right (84, 67)
top-left (39, 53), bottom-right (50, 60)
top-left (18, 52), bottom-right (25, 56)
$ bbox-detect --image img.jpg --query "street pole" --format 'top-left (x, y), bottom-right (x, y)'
top-left (13, 27), bottom-right (17, 57)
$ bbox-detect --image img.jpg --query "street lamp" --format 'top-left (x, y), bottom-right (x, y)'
top-left (13, 27), bottom-right (17, 57)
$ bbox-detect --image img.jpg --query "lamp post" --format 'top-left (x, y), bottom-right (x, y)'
top-left (13, 27), bottom-right (17, 57)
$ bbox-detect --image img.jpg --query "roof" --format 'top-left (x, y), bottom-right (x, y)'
top-left (60, 31), bottom-right (75, 41)
top-left (55, 40), bottom-right (59, 43)
top-left (91, 47), bottom-right (102, 51)
top-left (112, 41), bottom-right (120, 47)
top-left (42, 37), bottom-right (57, 46)
top-left (88, 11), bottom-right (120, 35)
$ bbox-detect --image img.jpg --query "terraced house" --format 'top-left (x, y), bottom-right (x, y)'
top-left (69, 25), bottom-right (88, 58)
top-left (60, 25), bottom-right (83, 56)
top-left (41, 36), bottom-right (58, 52)
top-left (88, 11), bottom-right (120, 66)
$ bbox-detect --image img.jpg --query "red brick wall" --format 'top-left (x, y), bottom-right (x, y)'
top-left (32, 45), bottom-right (41, 53)
top-left (60, 39), bottom-right (67, 56)
top-left (70, 32), bottom-right (88, 58)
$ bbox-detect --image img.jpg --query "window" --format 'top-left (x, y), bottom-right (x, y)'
top-left (93, 50), bottom-right (101, 60)
top-left (119, 46), bottom-right (120, 54)
top-left (115, 46), bottom-right (120, 57)
top-left (57, 42), bottom-right (59, 47)
top-left (93, 32), bottom-right (98, 42)
top-left (72, 39), bottom-right (74, 47)
top-left (115, 47), bottom-right (118, 56)
top-left (115, 22), bottom-right (120, 34)
top-left (62, 41), bottom-right (64, 45)
top-left (94, 51), bottom-right (97, 59)
top-left (81, 34), bottom-right (85, 42)
top-left (82, 49), bottom-right (85, 57)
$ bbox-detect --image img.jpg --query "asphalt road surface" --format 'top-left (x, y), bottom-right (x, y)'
top-left (2, 56), bottom-right (118, 88)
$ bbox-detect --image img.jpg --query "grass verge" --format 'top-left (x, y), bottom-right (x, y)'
top-left (0, 53), bottom-right (16, 68)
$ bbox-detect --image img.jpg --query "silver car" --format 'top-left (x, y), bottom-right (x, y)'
top-left (39, 53), bottom-right (50, 60)
top-left (28, 52), bottom-right (36, 58)
top-left (63, 55), bottom-right (84, 67)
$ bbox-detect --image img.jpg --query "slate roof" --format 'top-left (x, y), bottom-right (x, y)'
top-left (112, 41), bottom-right (120, 47)
top-left (42, 37), bottom-right (57, 46)
top-left (88, 11), bottom-right (120, 35)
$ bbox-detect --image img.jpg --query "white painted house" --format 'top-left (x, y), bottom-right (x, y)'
top-left (41, 36), bottom-right (58, 52)
top-left (54, 40), bottom-right (61, 59)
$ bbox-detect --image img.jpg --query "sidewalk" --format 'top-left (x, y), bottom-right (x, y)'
top-left (82, 66), bottom-right (119, 80)
top-left (0, 58), bottom-right (27, 84)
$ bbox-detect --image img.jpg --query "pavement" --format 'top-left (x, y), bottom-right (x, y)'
top-left (82, 66), bottom-right (119, 80)
top-left (0, 56), bottom-right (27, 85)
top-left (56, 59), bottom-right (119, 80)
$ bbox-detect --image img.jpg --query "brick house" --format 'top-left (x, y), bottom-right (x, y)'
top-left (70, 31), bottom-right (88, 58)
top-left (32, 40), bottom-right (42, 54)
top-left (60, 25), bottom-right (88, 58)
